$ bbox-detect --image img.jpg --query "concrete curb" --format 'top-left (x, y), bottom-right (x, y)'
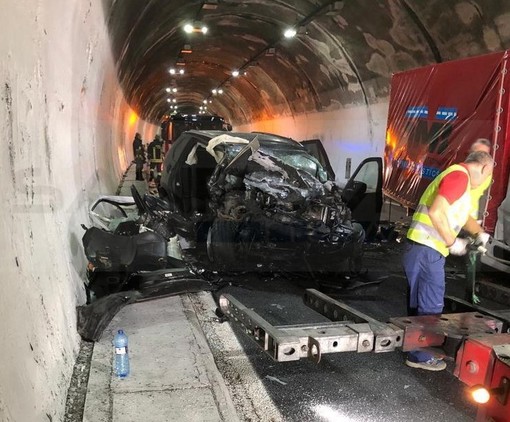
top-left (181, 294), bottom-right (240, 422)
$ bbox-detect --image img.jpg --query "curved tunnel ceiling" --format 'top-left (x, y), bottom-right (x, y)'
top-left (103, 0), bottom-right (510, 125)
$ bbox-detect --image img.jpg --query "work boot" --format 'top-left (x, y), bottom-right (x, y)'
top-left (405, 357), bottom-right (447, 371)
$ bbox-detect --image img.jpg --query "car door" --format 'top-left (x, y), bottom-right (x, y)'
top-left (301, 139), bottom-right (336, 181)
top-left (342, 157), bottom-right (383, 238)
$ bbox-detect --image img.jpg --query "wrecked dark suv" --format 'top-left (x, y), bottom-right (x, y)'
top-left (159, 130), bottom-right (364, 275)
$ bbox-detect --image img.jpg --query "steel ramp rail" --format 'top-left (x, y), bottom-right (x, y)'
top-left (219, 289), bottom-right (506, 363)
top-left (218, 289), bottom-right (404, 362)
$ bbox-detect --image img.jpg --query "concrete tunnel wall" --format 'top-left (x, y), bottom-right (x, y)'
top-left (0, 1), bottom-right (158, 421)
top-left (0, 1), bottom-right (444, 420)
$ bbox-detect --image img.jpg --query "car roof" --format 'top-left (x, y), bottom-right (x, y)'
top-left (186, 130), bottom-right (301, 148)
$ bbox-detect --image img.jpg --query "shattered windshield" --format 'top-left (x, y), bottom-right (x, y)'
top-left (225, 143), bottom-right (329, 183)
top-left (260, 147), bottom-right (328, 182)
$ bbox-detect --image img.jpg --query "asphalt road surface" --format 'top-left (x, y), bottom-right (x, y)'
top-left (194, 240), bottom-right (488, 422)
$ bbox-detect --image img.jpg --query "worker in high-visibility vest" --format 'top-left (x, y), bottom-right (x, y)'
top-left (147, 134), bottom-right (164, 184)
top-left (402, 150), bottom-right (493, 372)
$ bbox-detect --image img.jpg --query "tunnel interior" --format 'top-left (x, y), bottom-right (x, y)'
top-left (1, 0), bottom-right (510, 420)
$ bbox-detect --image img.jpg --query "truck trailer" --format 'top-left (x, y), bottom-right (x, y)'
top-left (344, 50), bottom-right (510, 274)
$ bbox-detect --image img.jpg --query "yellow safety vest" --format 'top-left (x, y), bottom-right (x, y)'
top-left (407, 164), bottom-right (472, 257)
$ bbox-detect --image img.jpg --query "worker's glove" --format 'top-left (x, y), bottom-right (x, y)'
top-left (448, 238), bottom-right (469, 256)
top-left (475, 231), bottom-right (491, 248)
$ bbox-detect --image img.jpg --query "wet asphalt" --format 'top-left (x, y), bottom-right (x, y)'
top-left (212, 240), bottom-right (484, 422)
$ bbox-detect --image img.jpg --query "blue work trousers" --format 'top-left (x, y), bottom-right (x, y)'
top-left (402, 241), bottom-right (445, 362)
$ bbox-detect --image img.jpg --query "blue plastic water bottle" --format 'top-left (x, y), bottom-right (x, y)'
top-left (113, 329), bottom-right (130, 378)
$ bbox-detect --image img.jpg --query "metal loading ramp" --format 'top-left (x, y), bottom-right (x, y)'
top-left (218, 289), bottom-right (506, 364)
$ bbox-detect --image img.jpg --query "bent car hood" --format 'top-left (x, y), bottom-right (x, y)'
top-left (219, 137), bottom-right (327, 204)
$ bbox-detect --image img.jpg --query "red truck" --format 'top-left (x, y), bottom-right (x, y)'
top-left (344, 50), bottom-right (510, 274)
top-left (339, 51), bottom-right (510, 420)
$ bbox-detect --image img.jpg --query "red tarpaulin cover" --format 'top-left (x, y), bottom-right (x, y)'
top-left (384, 50), bottom-right (510, 234)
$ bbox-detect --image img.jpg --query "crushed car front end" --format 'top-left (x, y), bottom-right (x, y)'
top-left (205, 136), bottom-right (365, 274)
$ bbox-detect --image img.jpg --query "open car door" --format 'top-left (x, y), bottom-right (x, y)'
top-left (301, 139), bottom-right (336, 181)
top-left (342, 157), bottom-right (383, 239)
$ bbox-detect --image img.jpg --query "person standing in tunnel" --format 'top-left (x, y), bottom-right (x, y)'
top-left (402, 150), bottom-right (494, 371)
top-left (147, 134), bottom-right (164, 185)
top-left (132, 132), bottom-right (146, 181)
top-left (468, 138), bottom-right (492, 222)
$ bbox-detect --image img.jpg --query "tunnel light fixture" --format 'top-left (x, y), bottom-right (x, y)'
top-left (201, 1), bottom-right (219, 10)
top-left (180, 44), bottom-right (193, 54)
top-left (183, 22), bottom-right (208, 34)
top-left (285, 28), bottom-right (297, 38)
top-left (232, 70), bottom-right (240, 77)
top-left (284, 28), bottom-right (297, 38)
top-left (169, 67), bottom-right (185, 75)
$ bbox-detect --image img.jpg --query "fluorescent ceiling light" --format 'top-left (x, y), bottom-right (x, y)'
top-left (184, 22), bottom-right (208, 34)
top-left (181, 44), bottom-right (193, 54)
top-left (284, 28), bottom-right (297, 38)
top-left (201, 1), bottom-right (219, 10)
